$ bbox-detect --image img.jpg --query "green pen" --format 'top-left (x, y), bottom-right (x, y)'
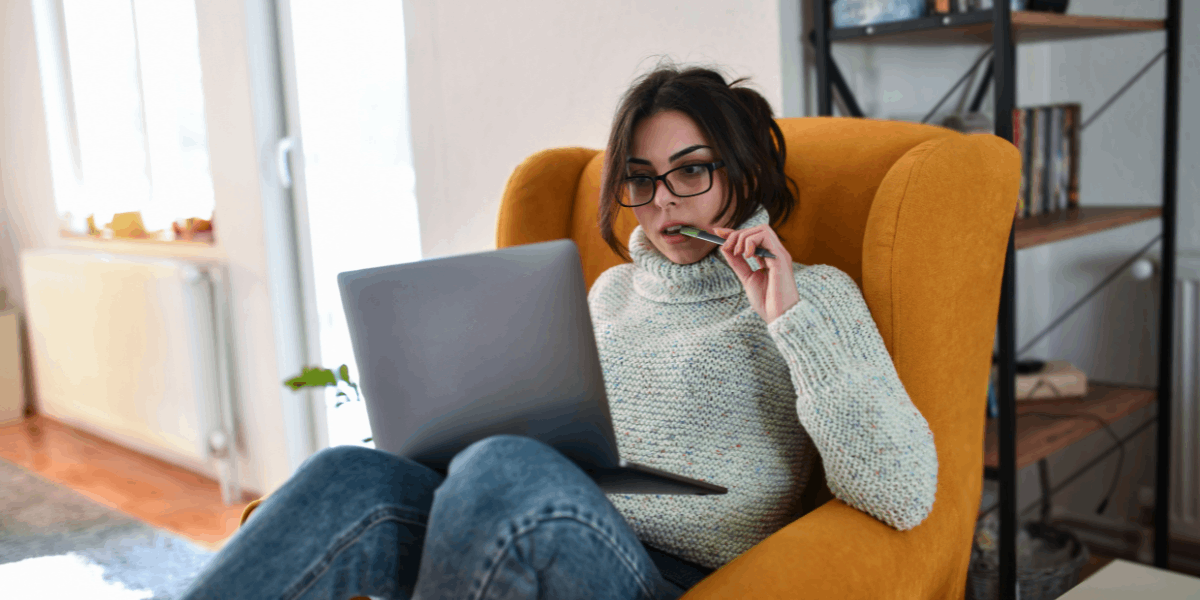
top-left (674, 225), bottom-right (777, 259)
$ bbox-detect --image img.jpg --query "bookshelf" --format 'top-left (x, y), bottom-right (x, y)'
top-left (982, 383), bottom-right (1156, 471)
top-left (1014, 206), bottom-right (1163, 250)
top-left (812, 2), bottom-right (1181, 599)
top-left (828, 11), bottom-right (1164, 45)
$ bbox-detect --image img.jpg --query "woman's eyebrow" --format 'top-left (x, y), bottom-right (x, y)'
top-left (626, 144), bottom-right (712, 166)
top-left (669, 145), bottom-right (710, 162)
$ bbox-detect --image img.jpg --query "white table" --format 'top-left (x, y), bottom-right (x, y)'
top-left (1057, 558), bottom-right (1200, 599)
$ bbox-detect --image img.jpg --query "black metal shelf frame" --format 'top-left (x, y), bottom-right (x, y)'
top-left (809, 3), bottom-right (1181, 599)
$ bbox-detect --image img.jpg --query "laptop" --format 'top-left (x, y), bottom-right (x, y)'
top-left (337, 239), bottom-right (726, 496)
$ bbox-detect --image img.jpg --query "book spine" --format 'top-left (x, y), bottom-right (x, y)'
top-left (1044, 106), bottom-right (1057, 214)
top-left (1069, 104), bottom-right (1080, 208)
top-left (1031, 108), bottom-right (1043, 217)
top-left (1060, 106), bottom-right (1070, 212)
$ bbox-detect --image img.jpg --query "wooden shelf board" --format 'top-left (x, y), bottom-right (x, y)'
top-left (830, 11), bottom-right (1164, 46)
top-left (984, 382), bottom-right (1156, 471)
top-left (1014, 206), bottom-right (1162, 250)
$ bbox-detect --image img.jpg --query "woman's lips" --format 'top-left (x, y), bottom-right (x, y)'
top-left (659, 230), bottom-right (692, 245)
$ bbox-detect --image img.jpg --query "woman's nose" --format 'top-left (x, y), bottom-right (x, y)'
top-left (653, 179), bottom-right (678, 208)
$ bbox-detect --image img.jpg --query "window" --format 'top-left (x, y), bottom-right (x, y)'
top-left (35, 0), bottom-right (215, 243)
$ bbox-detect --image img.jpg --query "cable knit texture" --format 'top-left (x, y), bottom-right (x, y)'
top-left (587, 206), bottom-right (938, 569)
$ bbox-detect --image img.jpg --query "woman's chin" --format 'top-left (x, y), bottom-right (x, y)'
top-left (660, 245), bottom-right (714, 266)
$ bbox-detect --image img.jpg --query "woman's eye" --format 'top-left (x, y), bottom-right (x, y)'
top-left (681, 165), bottom-right (705, 175)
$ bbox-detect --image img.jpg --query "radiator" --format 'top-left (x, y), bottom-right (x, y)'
top-left (1173, 252), bottom-right (1200, 543)
top-left (20, 249), bottom-right (242, 505)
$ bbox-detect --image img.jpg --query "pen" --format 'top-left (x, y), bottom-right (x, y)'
top-left (677, 226), bottom-right (777, 259)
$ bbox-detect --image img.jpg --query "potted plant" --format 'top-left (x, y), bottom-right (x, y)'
top-left (283, 365), bottom-right (372, 443)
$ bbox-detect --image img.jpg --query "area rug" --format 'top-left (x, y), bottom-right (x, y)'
top-left (0, 458), bottom-right (216, 599)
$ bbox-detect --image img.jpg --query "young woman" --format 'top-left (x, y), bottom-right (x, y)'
top-left (178, 65), bottom-right (937, 600)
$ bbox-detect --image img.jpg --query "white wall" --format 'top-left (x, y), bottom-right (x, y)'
top-left (0, 0), bottom-right (319, 498)
top-left (403, 0), bottom-right (798, 260)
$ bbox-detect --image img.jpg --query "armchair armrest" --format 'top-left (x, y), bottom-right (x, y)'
top-left (240, 496), bottom-right (266, 526)
top-left (682, 499), bottom-right (948, 599)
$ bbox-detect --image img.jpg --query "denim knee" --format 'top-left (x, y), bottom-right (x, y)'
top-left (300, 444), bottom-right (380, 475)
top-left (448, 434), bottom-right (562, 475)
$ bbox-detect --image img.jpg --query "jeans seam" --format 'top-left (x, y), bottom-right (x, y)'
top-left (282, 504), bottom-right (427, 600)
top-left (471, 508), bottom-right (656, 600)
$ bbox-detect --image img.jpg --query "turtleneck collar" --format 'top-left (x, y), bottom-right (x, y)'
top-left (628, 205), bottom-right (770, 303)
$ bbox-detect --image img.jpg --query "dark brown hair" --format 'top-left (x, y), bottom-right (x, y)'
top-left (598, 64), bottom-right (798, 261)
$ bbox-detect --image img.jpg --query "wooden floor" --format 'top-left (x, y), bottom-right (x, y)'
top-left (0, 415), bottom-right (259, 552)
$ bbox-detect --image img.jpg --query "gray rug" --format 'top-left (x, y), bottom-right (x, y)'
top-left (0, 458), bottom-right (216, 599)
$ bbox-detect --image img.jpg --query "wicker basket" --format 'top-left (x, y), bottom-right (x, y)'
top-left (966, 515), bottom-right (1091, 600)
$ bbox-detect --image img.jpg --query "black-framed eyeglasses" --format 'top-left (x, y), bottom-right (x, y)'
top-left (619, 160), bottom-right (725, 207)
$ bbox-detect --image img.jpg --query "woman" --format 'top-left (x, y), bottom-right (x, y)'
top-left (179, 65), bottom-right (937, 600)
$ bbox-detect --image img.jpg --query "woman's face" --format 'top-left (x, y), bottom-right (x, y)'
top-left (628, 110), bottom-right (734, 265)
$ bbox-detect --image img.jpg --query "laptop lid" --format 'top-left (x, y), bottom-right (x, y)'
top-left (337, 240), bottom-right (622, 473)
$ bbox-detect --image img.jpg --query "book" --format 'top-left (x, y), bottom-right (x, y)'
top-left (1044, 106), bottom-right (1056, 214)
top-left (1029, 108), bottom-right (1043, 217)
top-left (1060, 106), bottom-right (1070, 212)
top-left (1066, 104), bottom-right (1080, 208)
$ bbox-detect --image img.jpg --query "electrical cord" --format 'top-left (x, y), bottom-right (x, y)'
top-left (1022, 411), bottom-right (1125, 516)
top-left (990, 374), bottom-right (1127, 517)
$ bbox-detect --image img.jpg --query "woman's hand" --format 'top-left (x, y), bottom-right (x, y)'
top-left (712, 225), bottom-right (800, 325)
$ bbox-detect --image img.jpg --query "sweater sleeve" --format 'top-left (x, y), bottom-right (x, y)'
top-left (765, 264), bottom-right (938, 531)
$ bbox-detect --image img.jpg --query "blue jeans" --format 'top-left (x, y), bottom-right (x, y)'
top-left (178, 435), bottom-right (709, 600)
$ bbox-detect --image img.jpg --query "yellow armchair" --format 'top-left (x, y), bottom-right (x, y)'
top-left (495, 117), bottom-right (1020, 599)
top-left (240, 116), bottom-right (1019, 599)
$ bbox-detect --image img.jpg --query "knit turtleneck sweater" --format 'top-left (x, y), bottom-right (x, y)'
top-left (586, 206), bottom-right (939, 569)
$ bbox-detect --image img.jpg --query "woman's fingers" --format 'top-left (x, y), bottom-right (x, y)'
top-left (723, 246), bottom-right (754, 281)
top-left (739, 226), bottom-right (791, 263)
top-left (713, 228), bottom-right (753, 280)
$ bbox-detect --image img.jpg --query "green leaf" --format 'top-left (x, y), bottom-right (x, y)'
top-left (283, 366), bottom-right (337, 390)
top-left (338, 364), bottom-right (351, 383)
top-left (362, 436), bottom-right (373, 443)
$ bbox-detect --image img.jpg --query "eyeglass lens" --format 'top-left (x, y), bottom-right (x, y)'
top-left (625, 165), bottom-right (712, 206)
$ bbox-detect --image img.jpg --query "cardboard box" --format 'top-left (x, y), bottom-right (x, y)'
top-left (991, 359), bottom-right (1088, 400)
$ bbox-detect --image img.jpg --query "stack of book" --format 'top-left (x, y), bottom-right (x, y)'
top-left (1012, 103), bottom-right (1081, 219)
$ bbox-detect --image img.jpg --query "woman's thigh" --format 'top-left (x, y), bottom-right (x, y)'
top-left (180, 445), bottom-right (444, 600)
top-left (414, 435), bottom-right (686, 600)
